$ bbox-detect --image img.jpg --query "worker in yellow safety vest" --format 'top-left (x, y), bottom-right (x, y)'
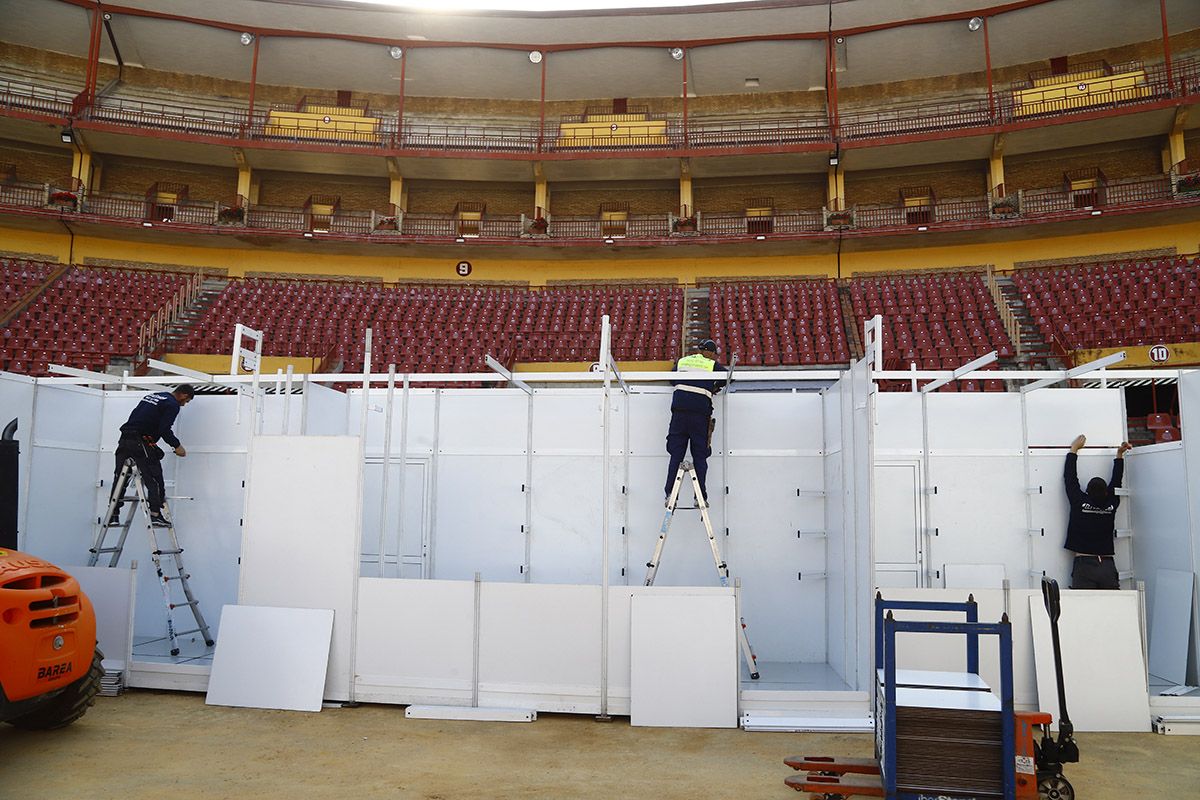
top-left (664, 339), bottom-right (726, 503)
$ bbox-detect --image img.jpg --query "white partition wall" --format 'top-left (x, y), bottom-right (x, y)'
top-left (873, 388), bottom-right (1128, 591)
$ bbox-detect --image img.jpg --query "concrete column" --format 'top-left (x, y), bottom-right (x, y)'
top-left (989, 134), bottom-right (1006, 197)
top-left (386, 156), bottom-right (406, 213)
top-left (534, 162), bottom-right (548, 216)
top-left (70, 138), bottom-right (93, 192)
top-left (826, 163), bottom-right (845, 211)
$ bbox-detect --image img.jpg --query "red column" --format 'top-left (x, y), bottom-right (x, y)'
top-left (827, 35), bottom-right (840, 141)
top-left (681, 49), bottom-right (689, 148)
top-left (537, 56), bottom-right (547, 153)
top-left (84, 8), bottom-right (103, 103)
top-left (396, 49), bottom-right (407, 149)
top-left (1160, 0), bottom-right (1174, 95)
top-left (246, 35), bottom-right (261, 137)
top-left (983, 17), bottom-right (995, 122)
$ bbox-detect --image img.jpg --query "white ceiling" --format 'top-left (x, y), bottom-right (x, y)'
top-left (0, 0), bottom-right (1196, 103)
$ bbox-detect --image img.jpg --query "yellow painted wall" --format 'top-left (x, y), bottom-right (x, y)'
top-left (163, 353), bottom-right (323, 374)
top-left (2, 220), bottom-right (1197, 286)
top-left (514, 360), bottom-right (673, 373)
top-left (1074, 343), bottom-right (1200, 368)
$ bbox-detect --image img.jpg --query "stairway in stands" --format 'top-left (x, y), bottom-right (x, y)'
top-left (994, 273), bottom-right (1064, 370)
top-left (159, 276), bottom-right (231, 356)
top-left (838, 283), bottom-right (864, 360)
top-left (684, 286), bottom-right (711, 354)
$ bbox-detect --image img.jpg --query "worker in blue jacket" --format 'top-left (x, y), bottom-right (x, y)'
top-left (1063, 434), bottom-right (1131, 589)
top-left (108, 385), bottom-right (195, 527)
top-left (664, 339), bottom-right (725, 505)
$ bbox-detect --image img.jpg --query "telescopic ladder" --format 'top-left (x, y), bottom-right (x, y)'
top-left (88, 459), bottom-right (214, 656)
top-left (645, 460), bottom-right (760, 679)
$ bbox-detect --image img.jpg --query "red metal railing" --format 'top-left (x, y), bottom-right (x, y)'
top-left (2, 55), bottom-right (1196, 155)
top-left (87, 95), bottom-right (250, 137)
top-left (839, 96), bottom-right (993, 141)
top-left (398, 121), bottom-right (540, 152)
top-left (245, 206), bottom-right (307, 230)
top-left (0, 181), bottom-right (49, 208)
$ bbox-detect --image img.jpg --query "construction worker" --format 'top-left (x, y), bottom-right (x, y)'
top-left (108, 384), bottom-right (195, 527)
top-left (664, 339), bottom-right (726, 504)
top-left (1063, 434), bottom-right (1132, 589)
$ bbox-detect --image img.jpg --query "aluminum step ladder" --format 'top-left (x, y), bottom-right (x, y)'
top-left (645, 460), bottom-right (761, 679)
top-left (89, 459), bottom-right (214, 656)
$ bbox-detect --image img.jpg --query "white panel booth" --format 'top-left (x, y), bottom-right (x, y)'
top-left (5, 365), bottom-right (874, 719)
top-left (11, 362), bottom-right (1190, 726)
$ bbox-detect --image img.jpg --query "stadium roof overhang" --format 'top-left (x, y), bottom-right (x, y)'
top-left (4, 0), bottom-right (1196, 103)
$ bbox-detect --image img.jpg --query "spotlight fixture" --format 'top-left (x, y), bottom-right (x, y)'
top-left (388, 46), bottom-right (403, 60)
top-left (142, 221), bottom-right (153, 228)
top-left (303, 231), bottom-right (314, 238)
top-left (528, 50), bottom-right (543, 64)
top-left (455, 237), bottom-right (466, 243)
top-left (917, 226), bottom-right (929, 232)
top-left (604, 238), bottom-right (615, 244)
top-left (60, 127), bottom-right (74, 144)
top-left (829, 153), bottom-right (839, 167)
top-left (755, 235), bottom-right (766, 241)
top-left (968, 17), bottom-right (984, 32)
top-left (669, 47), bottom-right (684, 61)
top-left (102, 12), bottom-right (111, 20)
top-left (1090, 210), bottom-right (1102, 216)
top-left (240, 32), bottom-right (255, 46)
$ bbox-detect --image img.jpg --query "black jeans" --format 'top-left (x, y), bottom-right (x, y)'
top-left (112, 434), bottom-right (166, 513)
top-left (665, 410), bottom-right (711, 500)
top-left (1071, 555), bottom-right (1119, 589)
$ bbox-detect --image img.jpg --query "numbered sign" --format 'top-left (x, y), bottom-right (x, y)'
top-left (455, 260), bottom-right (472, 277)
top-left (1148, 345), bottom-right (1170, 363)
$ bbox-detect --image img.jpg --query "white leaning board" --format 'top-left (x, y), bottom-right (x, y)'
top-left (206, 605), bottom-right (334, 712)
top-left (630, 594), bottom-right (737, 728)
top-left (1029, 592), bottom-right (1150, 732)
top-left (1149, 570), bottom-right (1195, 686)
top-left (239, 435), bottom-right (364, 702)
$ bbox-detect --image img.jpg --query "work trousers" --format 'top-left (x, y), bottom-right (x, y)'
top-left (1070, 555), bottom-right (1119, 589)
top-left (664, 410), bottom-right (712, 500)
top-left (111, 434), bottom-right (166, 513)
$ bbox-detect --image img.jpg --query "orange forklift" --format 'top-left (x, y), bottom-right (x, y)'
top-left (0, 418), bottom-right (104, 730)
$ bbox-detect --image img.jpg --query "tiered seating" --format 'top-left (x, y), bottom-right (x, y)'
top-left (1, 266), bottom-right (186, 375)
top-left (846, 271), bottom-right (1013, 391)
top-left (179, 279), bottom-right (683, 372)
top-left (1, 257), bottom-right (55, 315)
top-left (708, 279), bottom-right (849, 365)
top-left (1011, 255), bottom-right (1200, 351)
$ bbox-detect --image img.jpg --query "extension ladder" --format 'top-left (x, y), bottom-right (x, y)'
top-left (645, 461), bottom-right (760, 679)
top-left (89, 459), bottom-right (214, 656)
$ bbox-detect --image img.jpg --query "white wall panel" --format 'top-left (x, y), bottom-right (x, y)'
top-left (529, 455), bottom-right (607, 585)
top-left (726, 392), bottom-right (823, 454)
top-left (354, 578), bottom-right (474, 704)
top-left (0, 373), bottom-right (35, 545)
top-left (302, 380), bottom-right (348, 436)
top-left (239, 436), bottom-right (363, 702)
top-left (436, 391), bottom-right (529, 454)
top-left (631, 593), bottom-right (737, 727)
top-left (479, 582), bottom-right (601, 713)
top-left (432, 455), bottom-right (525, 582)
top-left (873, 393), bottom-right (923, 453)
top-left (927, 394), bottom-right (1023, 453)
top-left (1024, 388), bottom-right (1124, 447)
top-left (532, 391), bottom-right (603, 454)
top-left (926, 456), bottom-right (1027, 583)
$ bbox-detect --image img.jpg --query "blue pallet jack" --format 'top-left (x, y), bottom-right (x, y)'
top-left (784, 586), bottom-right (1077, 800)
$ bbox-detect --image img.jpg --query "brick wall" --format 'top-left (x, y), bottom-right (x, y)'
top-left (256, 172), bottom-right (391, 211)
top-left (0, 142), bottom-right (73, 184)
top-left (1005, 139), bottom-right (1162, 191)
top-left (101, 156), bottom-right (238, 200)
top-left (550, 182), bottom-right (678, 216)
top-left (693, 176), bottom-right (826, 212)
top-left (405, 180), bottom-right (534, 215)
top-left (845, 162), bottom-right (987, 207)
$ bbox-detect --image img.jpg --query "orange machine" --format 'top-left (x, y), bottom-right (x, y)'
top-left (0, 548), bottom-right (103, 729)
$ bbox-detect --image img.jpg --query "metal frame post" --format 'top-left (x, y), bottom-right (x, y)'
top-left (597, 314), bottom-right (613, 720)
top-left (377, 365), bottom-right (396, 577)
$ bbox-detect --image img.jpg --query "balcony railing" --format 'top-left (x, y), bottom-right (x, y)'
top-left (0, 55), bottom-right (1188, 156)
top-left (3, 173), bottom-right (1193, 246)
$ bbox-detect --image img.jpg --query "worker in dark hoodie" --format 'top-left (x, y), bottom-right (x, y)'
top-left (1063, 434), bottom-right (1132, 589)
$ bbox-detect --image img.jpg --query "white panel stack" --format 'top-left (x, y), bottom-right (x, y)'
top-left (630, 593), bottom-right (737, 727)
top-left (239, 435), bottom-right (364, 702)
